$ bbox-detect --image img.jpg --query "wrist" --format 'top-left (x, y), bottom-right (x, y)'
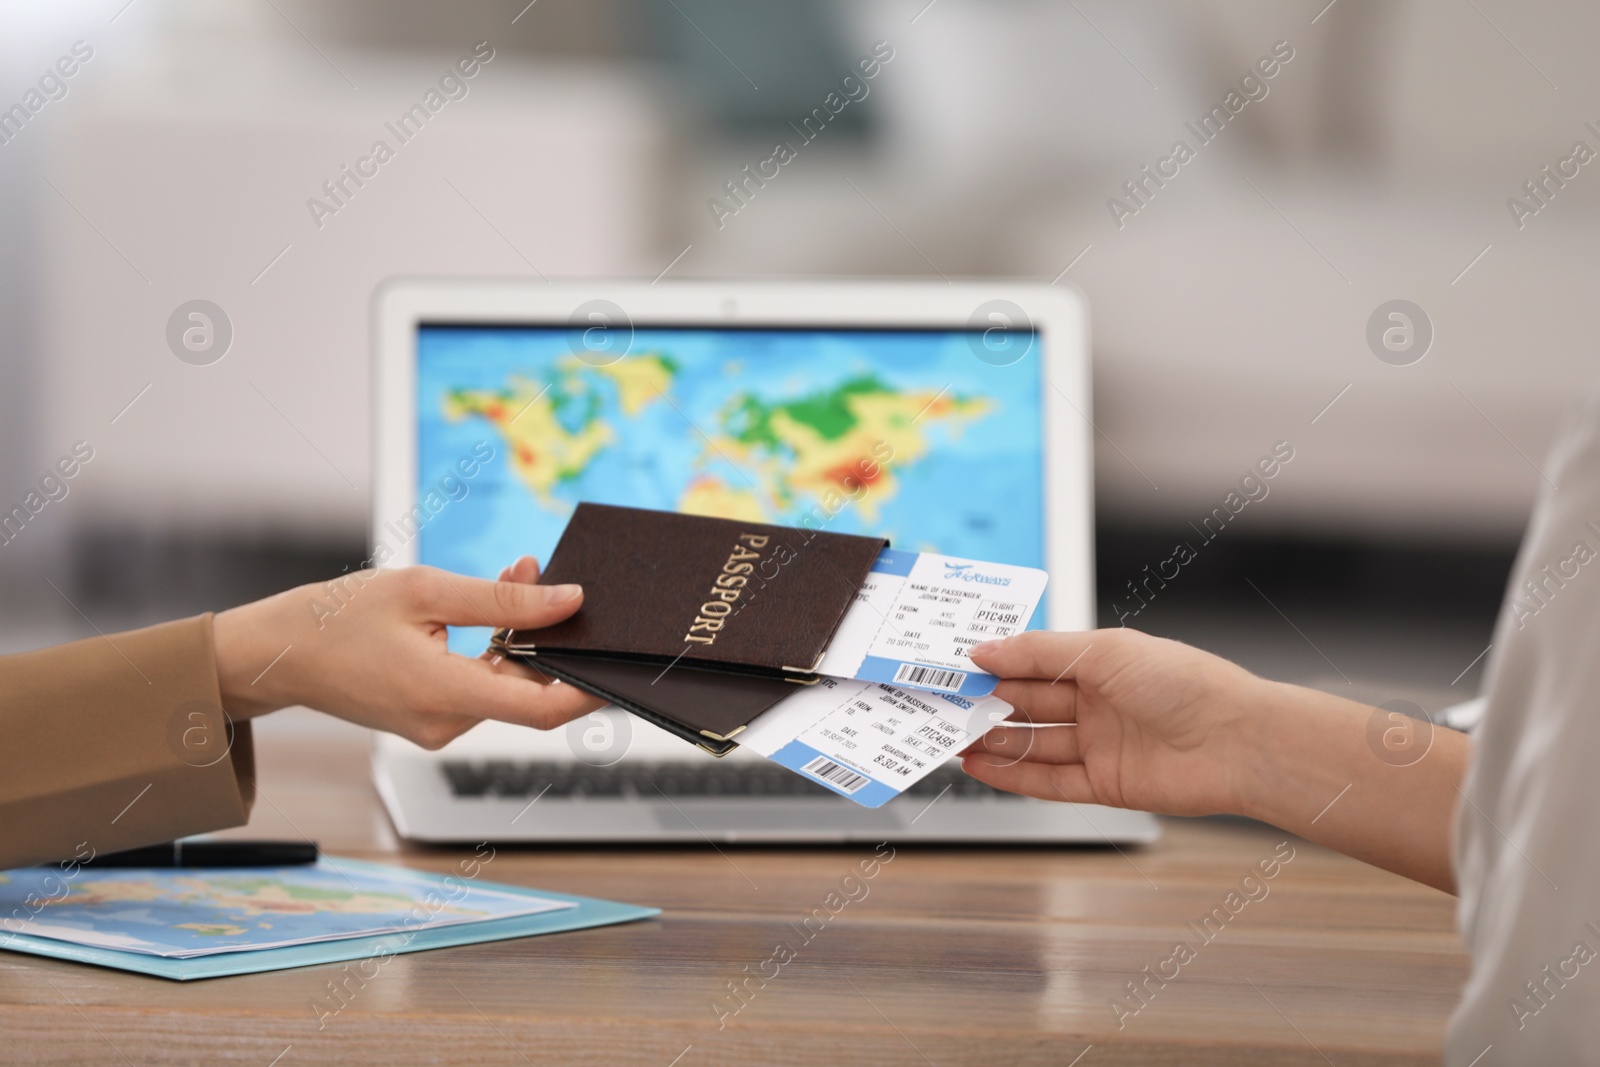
top-left (1209, 675), bottom-right (1286, 819)
top-left (1222, 676), bottom-right (1314, 823)
top-left (1229, 678), bottom-right (1368, 826)
top-left (212, 591), bottom-right (299, 720)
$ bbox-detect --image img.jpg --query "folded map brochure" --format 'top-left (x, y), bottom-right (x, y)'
top-left (493, 503), bottom-right (1047, 806)
top-left (0, 857), bottom-right (657, 980)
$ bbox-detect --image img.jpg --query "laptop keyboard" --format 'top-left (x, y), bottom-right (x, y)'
top-left (439, 759), bottom-right (1017, 801)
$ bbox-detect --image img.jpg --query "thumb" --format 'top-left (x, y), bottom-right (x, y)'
top-left (421, 568), bottom-right (584, 630)
top-left (968, 629), bottom-right (1096, 681)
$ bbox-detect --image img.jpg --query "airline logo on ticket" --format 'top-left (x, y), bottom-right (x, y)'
top-left (738, 676), bottom-right (1007, 807)
top-left (816, 548), bottom-right (1048, 697)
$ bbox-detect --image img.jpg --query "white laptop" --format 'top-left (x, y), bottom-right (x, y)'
top-left (369, 279), bottom-right (1159, 846)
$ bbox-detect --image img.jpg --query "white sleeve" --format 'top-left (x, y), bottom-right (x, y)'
top-left (1448, 381), bottom-right (1600, 1064)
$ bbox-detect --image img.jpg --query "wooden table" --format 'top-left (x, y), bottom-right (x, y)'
top-left (0, 717), bottom-right (1466, 1066)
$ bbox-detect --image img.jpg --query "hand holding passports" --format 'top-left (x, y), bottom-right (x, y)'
top-left (491, 504), bottom-right (1048, 805)
top-left (493, 503), bottom-right (888, 752)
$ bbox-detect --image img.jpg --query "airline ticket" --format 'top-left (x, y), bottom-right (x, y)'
top-left (738, 676), bottom-right (1009, 807)
top-left (815, 548), bottom-right (1048, 697)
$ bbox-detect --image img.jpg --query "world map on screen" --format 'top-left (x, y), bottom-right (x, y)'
top-left (414, 327), bottom-right (1045, 652)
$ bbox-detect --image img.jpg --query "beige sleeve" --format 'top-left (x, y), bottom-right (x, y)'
top-left (0, 614), bottom-right (255, 870)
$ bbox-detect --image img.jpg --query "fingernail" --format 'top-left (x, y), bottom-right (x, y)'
top-left (969, 639), bottom-right (1001, 658)
top-left (544, 583), bottom-right (582, 604)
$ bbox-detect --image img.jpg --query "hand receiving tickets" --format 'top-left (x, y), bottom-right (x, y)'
top-left (959, 626), bottom-right (1470, 894)
top-left (961, 628), bottom-right (1272, 817)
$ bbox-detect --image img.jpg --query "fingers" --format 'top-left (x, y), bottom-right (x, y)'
top-left (485, 557), bottom-right (549, 663)
top-left (493, 657), bottom-right (560, 685)
top-left (962, 753), bottom-right (1097, 804)
top-left (965, 723), bottom-right (1079, 765)
top-left (969, 629), bottom-right (1101, 682)
top-left (992, 678), bottom-right (1079, 724)
top-left (444, 655), bottom-right (607, 729)
top-left (496, 555), bottom-right (542, 585)
top-left (407, 711), bottom-right (484, 751)
top-left (419, 567), bottom-right (582, 629)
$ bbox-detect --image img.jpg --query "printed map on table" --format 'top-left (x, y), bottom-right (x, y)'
top-left (0, 860), bottom-right (572, 958)
top-left (414, 327), bottom-right (1046, 655)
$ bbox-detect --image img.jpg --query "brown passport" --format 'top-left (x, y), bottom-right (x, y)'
top-left (494, 503), bottom-right (888, 752)
top-left (524, 652), bottom-right (796, 756)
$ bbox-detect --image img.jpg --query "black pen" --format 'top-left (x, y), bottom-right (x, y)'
top-left (83, 841), bottom-right (319, 868)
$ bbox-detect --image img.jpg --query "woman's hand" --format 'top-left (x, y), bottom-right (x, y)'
top-left (961, 628), bottom-right (1273, 816)
top-left (962, 627), bottom-right (1470, 893)
top-left (212, 556), bottom-right (605, 749)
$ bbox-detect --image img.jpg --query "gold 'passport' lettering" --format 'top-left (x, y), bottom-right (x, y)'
top-left (684, 533), bottom-right (769, 645)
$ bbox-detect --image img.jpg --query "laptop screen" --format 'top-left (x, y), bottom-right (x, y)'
top-left (414, 324), bottom-right (1045, 652)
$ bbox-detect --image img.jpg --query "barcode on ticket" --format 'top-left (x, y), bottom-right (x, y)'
top-left (892, 663), bottom-right (967, 693)
top-left (802, 755), bottom-right (869, 794)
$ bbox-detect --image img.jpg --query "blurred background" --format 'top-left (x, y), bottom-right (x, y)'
top-left (2, 0), bottom-right (1594, 712)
